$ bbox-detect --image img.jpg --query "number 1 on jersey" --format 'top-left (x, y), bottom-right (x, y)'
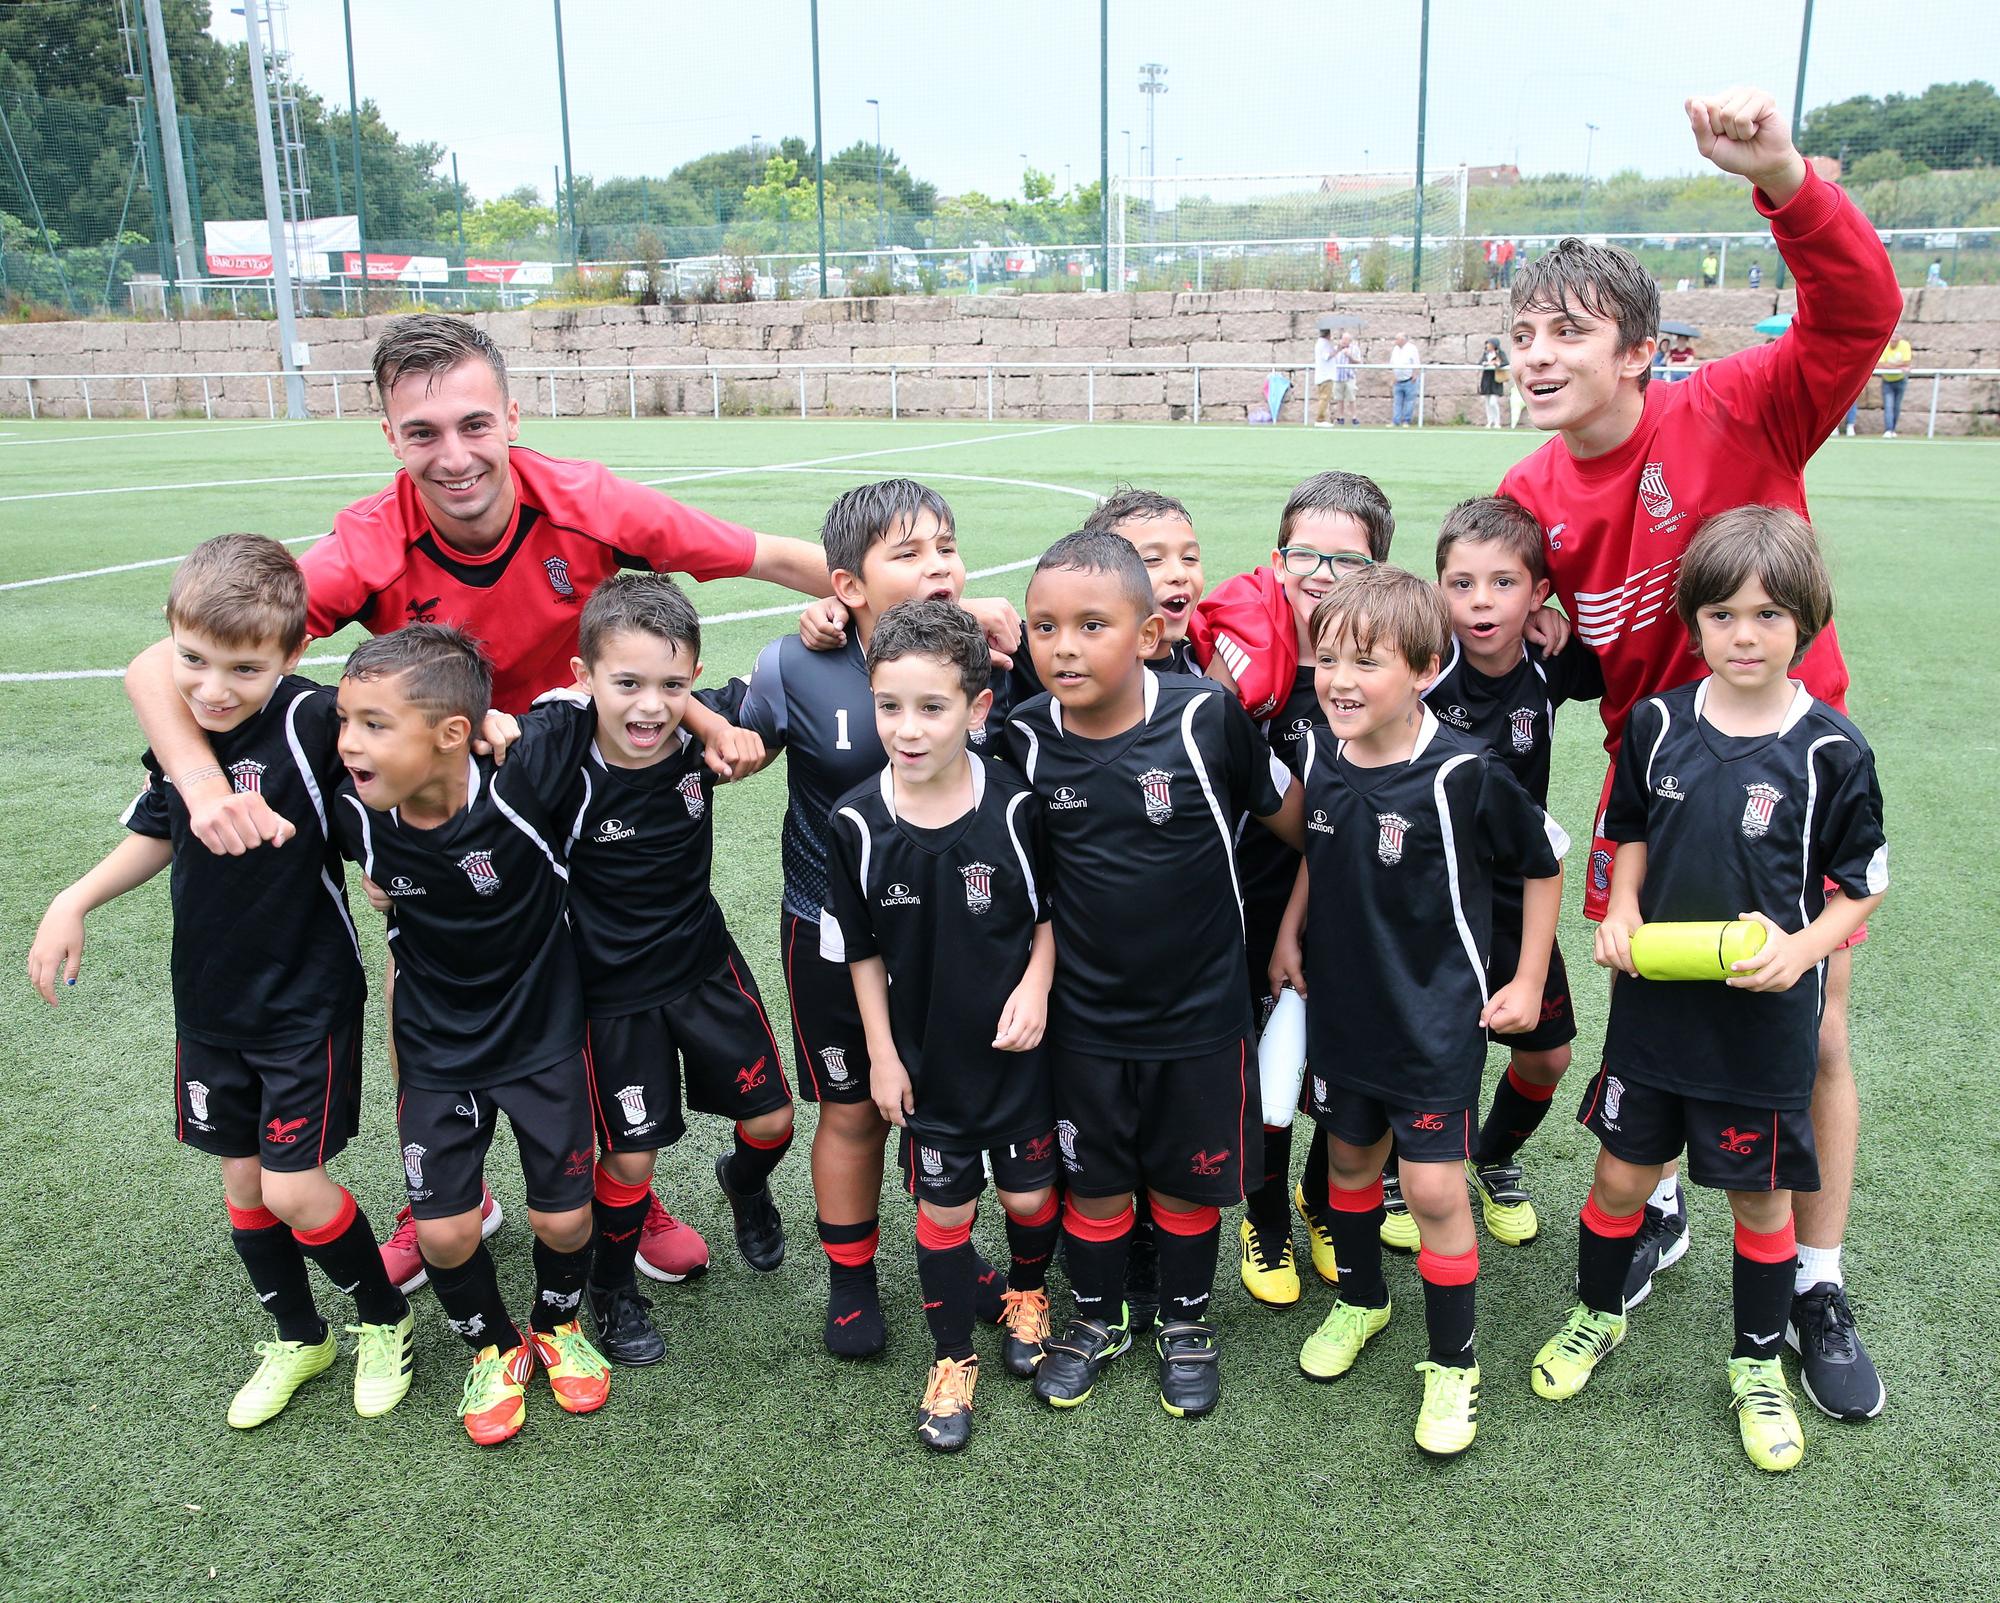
top-left (835, 708), bottom-right (852, 750)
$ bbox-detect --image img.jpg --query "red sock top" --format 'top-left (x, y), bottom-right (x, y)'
top-left (293, 1186), bottom-right (358, 1247)
top-left (1735, 1216), bottom-right (1798, 1264)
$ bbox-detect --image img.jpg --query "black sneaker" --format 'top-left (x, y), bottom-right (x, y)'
top-left (585, 1280), bottom-right (666, 1367)
top-left (1156, 1321), bottom-right (1221, 1418)
top-left (1621, 1189), bottom-right (1691, 1310)
top-left (1033, 1307), bottom-right (1132, 1408)
top-left (916, 1355), bottom-right (978, 1453)
top-left (1787, 1281), bottom-right (1885, 1421)
top-left (1125, 1224), bottom-right (1160, 1335)
top-left (714, 1152), bottom-right (785, 1273)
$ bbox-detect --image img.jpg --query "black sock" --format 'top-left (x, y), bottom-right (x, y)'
top-left (1474, 1066), bottom-right (1559, 1167)
top-left (725, 1122), bottom-right (793, 1194)
top-left (915, 1215), bottom-right (977, 1362)
top-left (1003, 1197), bottom-right (1060, 1291)
top-left (971, 1244), bottom-right (1005, 1323)
top-left (1733, 1222), bottom-right (1797, 1360)
top-left (590, 1167), bottom-right (651, 1291)
top-left (531, 1237), bottom-right (593, 1332)
top-left (819, 1216), bottom-right (885, 1357)
top-left (1245, 1122), bottom-right (1294, 1233)
top-left (1064, 1203), bottom-right (1133, 1325)
top-left (1326, 1185), bottom-right (1388, 1307)
top-left (231, 1207), bottom-right (323, 1345)
top-left (1419, 1248), bottom-right (1478, 1367)
top-left (1578, 1196), bottom-right (1644, 1316)
top-left (427, 1243), bottom-right (518, 1352)
top-left (1301, 1134), bottom-right (1331, 1225)
top-left (1154, 1206), bottom-right (1222, 1324)
top-left (292, 1192), bottom-right (406, 1326)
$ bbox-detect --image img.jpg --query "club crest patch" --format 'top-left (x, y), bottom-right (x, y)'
top-left (1137, 768), bottom-right (1174, 825)
top-left (1375, 811), bottom-right (1412, 866)
top-left (960, 862), bottom-right (994, 914)
top-left (457, 850), bottom-right (501, 896)
top-left (1741, 783), bottom-right (1782, 839)
top-left (677, 771), bottom-right (706, 818)
top-left (543, 556), bottom-right (575, 596)
top-left (227, 759), bottom-right (266, 794)
top-left (1509, 707), bottom-right (1537, 753)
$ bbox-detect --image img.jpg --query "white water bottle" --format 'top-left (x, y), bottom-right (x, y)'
top-left (1258, 987), bottom-right (1308, 1127)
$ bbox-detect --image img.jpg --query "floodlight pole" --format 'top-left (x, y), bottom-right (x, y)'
top-left (343, 0), bottom-right (368, 293)
top-left (867, 98), bottom-right (884, 249)
top-left (1139, 63), bottom-right (1166, 247)
top-left (140, 0), bottom-right (201, 303)
top-left (811, 0), bottom-right (828, 295)
top-left (241, 0), bottom-right (306, 419)
top-left (1411, 0), bottom-right (1429, 290)
top-left (553, 0), bottom-right (578, 268)
top-left (1099, 0), bottom-right (1109, 291)
top-left (129, 0), bottom-right (179, 312)
top-left (1782, 0), bottom-right (1814, 294)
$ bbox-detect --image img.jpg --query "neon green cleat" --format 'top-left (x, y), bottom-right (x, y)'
top-left (1467, 1159), bottom-right (1540, 1246)
top-left (1380, 1171), bottom-right (1421, 1254)
top-left (1298, 1297), bottom-right (1392, 1381)
top-left (227, 1329), bottom-right (338, 1429)
top-left (1531, 1302), bottom-right (1628, 1400)
top-left (1414, 1361), bottom-right (1480, 1457)
top-left (1728, 1357), bottom-right (1805, 1472)
top-left (1293, 1184), bottom-right (1340, 1287)
top-left (349, 1311), bottom-right (415, 1418)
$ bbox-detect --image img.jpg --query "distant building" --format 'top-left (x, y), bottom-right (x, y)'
top-left (1466, 164), bottom-right (1522, 188)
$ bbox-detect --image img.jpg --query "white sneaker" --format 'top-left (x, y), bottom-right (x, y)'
top-left (1884, 429), bottom-right (1896, 438)
top-left (1844, 425), bottom-right (1856, 436)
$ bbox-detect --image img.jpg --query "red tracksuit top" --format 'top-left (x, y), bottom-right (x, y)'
top-left (1499, 166), bottom-right (1902, 754)
top-left (301, 447), bottom-right (758, 713)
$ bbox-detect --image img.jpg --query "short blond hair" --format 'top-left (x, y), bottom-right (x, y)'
top-left (1309, 565), bottom-right (1451, 673)
top-left (165, 533), bottom-right (307, 655)
top-left (1676, 506), bottom-right (1833, 669)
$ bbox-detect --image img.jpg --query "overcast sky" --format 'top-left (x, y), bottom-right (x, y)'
top-left (217, 1), bottom-right (1988, 204)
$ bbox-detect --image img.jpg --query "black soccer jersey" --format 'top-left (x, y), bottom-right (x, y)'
top-left (123, 676), bottom-right (364, 1049)
top-left (1424, 636), bottom-right (1603, 806)
top-left (1008, 669), bottom-right (1291, 1056)
top-left (539, 694), bottom-right (731, 1018)
top-left (1601, 679), bottom-right (1888, 1109)
top-left (738, 632), bottom-right (1009, 919)
top-left (1239, 664), bottom-right (1326, 924)
top-left (331, 706), bottom-right (595, 1091)
top-left (819, 752), bottom-right (1053, 1147)
top-left (1299, 712), bottom-right (1569, 1107)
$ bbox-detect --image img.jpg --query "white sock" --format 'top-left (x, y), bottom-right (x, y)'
top-left (1648, 1176), bottom-right (1681, 1216)
top-left (1795, 1243), bottom-right (1843, 1295)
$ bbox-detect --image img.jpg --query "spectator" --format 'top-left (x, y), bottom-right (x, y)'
top-left (1700, 250), bottom-right (1719, 287)
top-left (1478, 336), bottom-right (1507, 427)
top-left (1333, 334), bottom-right (1361, 426)
top-left (1926, 258), bottom-right (1947, 288)
top-left (1748, 261), bottom-right (1763, 289)
top-left (1313, 328), bottom-right (1339, 426)
top-left (1879, 327), bottom-right (1912, 437)
top-left (1665, 333), bottom-right (1698, 381)
top-left (1484, 238), bottom-right (1503, 289)
top-left (1389, 331), bottom-right (1422, 426)
top-left (1498, 237), bottom-right (1517, 287)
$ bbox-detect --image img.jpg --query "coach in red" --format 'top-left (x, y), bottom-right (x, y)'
top-left (123, 313), bottom-right (841, 1287)
top-left (1499, 87), bottom-right (1901, 1422)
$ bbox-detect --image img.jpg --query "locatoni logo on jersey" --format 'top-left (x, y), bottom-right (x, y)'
top-left (594, 818), bottom-right (637, 843)
top-left (879, 882), bottom-right (922, 908)
top-left (1049, 786), bottom-right (1088, 811)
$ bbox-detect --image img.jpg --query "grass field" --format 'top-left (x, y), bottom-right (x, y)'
top-left (3, 415), bottom-right (1996, 1602)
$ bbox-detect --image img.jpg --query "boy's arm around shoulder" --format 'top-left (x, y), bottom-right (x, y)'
top-left (686, 679), bottom-right (772, 783)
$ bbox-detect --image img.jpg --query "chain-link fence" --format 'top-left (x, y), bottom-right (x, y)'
top-left (4, 0), bottom-right (1998, 318)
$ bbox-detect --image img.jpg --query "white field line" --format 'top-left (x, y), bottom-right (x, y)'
top-left (0, 421), bottom-right (311, 449)
top-left (0, 465), bottom-right (1096, 683)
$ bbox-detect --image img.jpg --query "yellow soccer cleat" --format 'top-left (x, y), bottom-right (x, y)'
top-left (1380, 1170), bottom-right (1421, 1254)
top-left (1531, 1302), bottom-right (1628, 1400)
top-left (349, 1311), bottom-right (415, 1419)
top-left (1299, 1298), bottom-right (1392, 1381)
top-left (1413, 1361), bottom-right (1480, 1457)
top-left (228, 1328), bottom-right (338, 1429)
top-left (1467, 1159), bottom-right (1540, 1246)
top-left (1239, 1216), bottom-right (1301, 1307)
top-left (1293, 1183), bottom-right (1340, 1286)
top-left (1728, 1357), bottom-right (1805, 1472)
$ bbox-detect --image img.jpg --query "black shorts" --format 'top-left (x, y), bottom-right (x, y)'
top-left (585, 941), bottom-right (793, 1153)
top-left (783, 911), bottom-right (871, 1104)
top-left (175, 1012), bottom-right (362, 1172)
top-left (1051, 1039), bottom-right (1258, 1206)
top-left (1486, 930), bottom-right (1577, 1053)
top-left (1308, 1079), bottom-right (1474, 1164)
top-left (1577, 1064), bottom-right (1820, 1194)
top-left (397, 1053), bottom-right (596, 1220)
top-left (900, 1129), bottom-right (1059, 1207)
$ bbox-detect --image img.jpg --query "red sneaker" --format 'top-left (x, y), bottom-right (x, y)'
top-left (635, 1195), bottom-right (710, 1283)
top-left (380, 1185), bottom-right (505, 1293)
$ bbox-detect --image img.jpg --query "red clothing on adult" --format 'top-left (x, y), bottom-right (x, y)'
top-left (1499, 165), bottom-right (1901, 753)
top-left (301, 446), bottom-right (757, 713)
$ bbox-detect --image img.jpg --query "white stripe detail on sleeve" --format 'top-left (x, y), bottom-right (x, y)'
top-left (1433, 752), bottom-right (1487, 1005)
top-left (1181, 692), bottom-right (1246, 931)
top-left (1266, 751), bottom-right (1292, 798)
top-left (322, 867), bottom-right (363, 966)
top-left (282, 689), bottom-right (329, 837)
top-left (1301, 728), bottom-right (1318, 783)
top-left (566, 771), bottom-right (594, 855)
top-left (1004, 789), bottom-right (1039, 914)
top-left (1864, 843), bottom-right (1889, 896)
top-left (1800, 733), bottom-right (1849, 1012)
top-left (341, 793), bottom-right (375, 881)
top-left (119, 785), bottom-right (148, 827)
top-left (1641, 697), bottom-right (1671, 791)
top-left (1543, 812), bottom-right (1572, 859)
top-left (491, 782), bottom-right (569, 881)
top-left (1011, 720), bottom-right (1040, 784)
top-left (817, 906), bottom-right (847, 963)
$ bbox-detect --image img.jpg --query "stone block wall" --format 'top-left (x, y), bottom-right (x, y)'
top-left (1, 284), bottom-right (1995, 433)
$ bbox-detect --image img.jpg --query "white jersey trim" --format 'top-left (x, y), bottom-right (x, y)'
top-left (1432, 751), bottom-right (1488, 1005)
top-left (1003, 789), bottom-right (1040, 916)
top-left (1179, 691), bottom-right (1245, 933)
top-left (819, 804), bottom-right (872, 963)
top-left (490, 779), bottom-right (569, 882)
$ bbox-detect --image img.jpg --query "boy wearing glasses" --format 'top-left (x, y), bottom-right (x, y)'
top-left (1190, 474), bottom-right (1404, 1295)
